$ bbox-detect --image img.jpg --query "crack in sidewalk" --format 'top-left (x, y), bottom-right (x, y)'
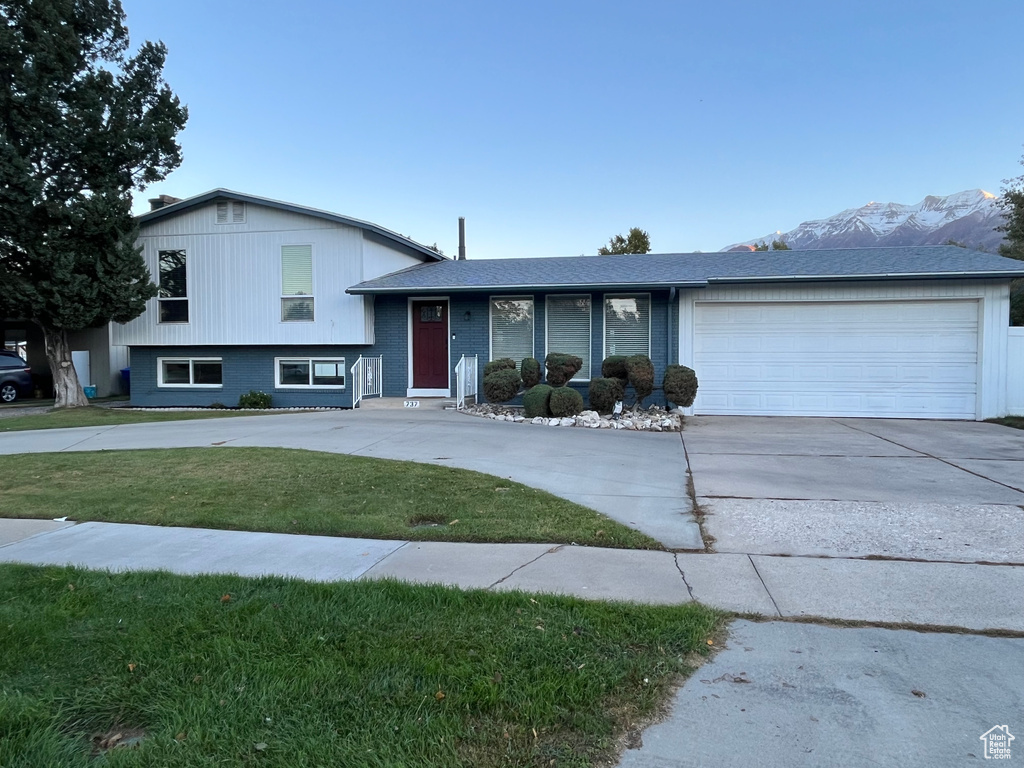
top-left (747, 555), bottom-right (783, 617)
top-left (673, 553), bottom-right (696, 601)
top-left (488, 545), bottom-right (564, 590)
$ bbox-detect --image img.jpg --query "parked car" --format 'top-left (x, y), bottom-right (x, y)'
top-left (0, 350), bottom-right (32, 403)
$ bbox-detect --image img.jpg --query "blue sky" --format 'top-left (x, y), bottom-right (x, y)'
top-left (124, 0), bottom-right (1024, 258)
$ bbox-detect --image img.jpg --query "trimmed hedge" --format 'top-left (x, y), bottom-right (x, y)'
top-left (588, 377), bottom-right (624, 414)
top-left (484, 358), bottom-right (517, 377)
top-left (523, 384), bottom-right (554, 418)
top-left (601, 355), bottom-right (629, 387)
top-left (239, 390), bottom-right (272, 409)
top-left (482, 367), bottom-right (521, 403)
top-left (664, 364), bottom-right (699, 408)
top-left (544, 352), bottom-right (583, 388)
top-left (625, 355), bottom-right (655, 405)
top-left (521, 357), bottom-right (541, 388)
top-left (549, 386), bottom-right (584, 417)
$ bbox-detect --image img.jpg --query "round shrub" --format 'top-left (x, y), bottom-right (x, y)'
top-left (482, 367), bottom-right (521, 403)
top-left (238, 390), bottom-right (272, 409)
top-left (663, 364), bottom-right (699, 408)
top-left (588, 377), bottom-right (624, 414)
top-left (549, 386), bottom-right (584, 417)
top-left (601, 355), bottom-right (629, 387)
top-left (625, 355), bottom-right (655, 405)
top-left (521, 357), bottom-right (541, 388)
top-left (484, 358), bottom-right (517, 377)
top-left (544, 352), bottom-right (584, 388)
top-left (523, 384), bottom-right (554, 418)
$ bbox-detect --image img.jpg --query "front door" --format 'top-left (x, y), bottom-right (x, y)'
top-left (412, 300), bottom-right (449, 390)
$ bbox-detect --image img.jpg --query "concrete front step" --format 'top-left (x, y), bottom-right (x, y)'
top-left (356, 397), bottom-right (454, 410)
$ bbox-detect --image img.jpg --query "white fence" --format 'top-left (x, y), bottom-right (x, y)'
top-left (350, 355), bottom-right (382, 407)
top-left (454, 355), bottom-right (478, 410)
top-left (1008, 328), bottom-right (1024, 415)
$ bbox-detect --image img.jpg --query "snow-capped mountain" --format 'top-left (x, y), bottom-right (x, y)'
top-left (722, 189), bottom-right (1006, 252)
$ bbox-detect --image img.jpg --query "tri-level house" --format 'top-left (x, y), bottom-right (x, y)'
top-left (120, 189), bottom-right (1024, 419)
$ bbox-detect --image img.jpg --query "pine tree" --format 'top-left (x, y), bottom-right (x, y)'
top-left (598, 228), bottom-right (652, 255)
top-left (0, 0), bottom-right (187, 406)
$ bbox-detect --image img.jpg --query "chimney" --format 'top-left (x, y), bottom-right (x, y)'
top-left (458, 217), bottom-right (466, 260)
top-left (148, 194), bottom-right (182, 211)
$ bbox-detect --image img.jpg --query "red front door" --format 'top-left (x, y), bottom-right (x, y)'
top-left (412, 300), bottom-right (449, 389)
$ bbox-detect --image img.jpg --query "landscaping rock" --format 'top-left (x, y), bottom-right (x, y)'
top-left (458, 401), bottom-right (682, 432)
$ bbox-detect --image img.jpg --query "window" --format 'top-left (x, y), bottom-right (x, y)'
top-left (546, 295), bottom-right (591, 377)
top-left (158, 358), bottom-right (222, 387)
top-left (490, 296), bottom-right (533, 367)
top-left (215, 201), bottom-right (246, 224)
top-left (275, 357), bottom-right (345, 388)
top-left (604, 294), bottom-right (651, 357)
top-left (157, 249), bottom-right (188, 323)
top-left (281, 244), bottom-right (314, 321)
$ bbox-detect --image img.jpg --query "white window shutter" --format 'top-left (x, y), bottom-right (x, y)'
top-left (216, 201), bottom-right (228, 224)
top-left (232, 201), bottom-right (245, 223)
top-left (604, 295), bottom-right (651, 357)
top-left (546, 295), bottom-right (591, 377)
top-left (281, 245), bottom-right (313, 295)
top-left (490, 297), bottom-right (534, 366)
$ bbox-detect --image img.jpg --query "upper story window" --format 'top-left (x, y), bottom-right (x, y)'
top-left (216, 201), bottom-right (246, 224)
top-left (490, 296), bottom-right (534, 368)
top-left (546, 295), bottom-right (592, 378)
top-left (157, 249), bottom-right (188, 323)
top-left (604, 294), bottom-right (651, 357)
top-left (281, 244), bottom-right (314, 322)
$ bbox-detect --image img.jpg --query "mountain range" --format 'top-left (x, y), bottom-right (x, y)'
top-left (722, 189), bottom-right (1006, 252)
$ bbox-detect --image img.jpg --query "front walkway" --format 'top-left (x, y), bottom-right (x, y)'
top-left (2, 518), bottom-right (1022, 631)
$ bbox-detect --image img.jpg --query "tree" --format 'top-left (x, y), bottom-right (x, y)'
top-left (754, 238), bottom-right (791, 251)
top-left (598, 227), bottom-right (651, 255)
top-left (0, 0), bottom-right (188, 407)
top-left (997, 151), bottom-right (1024, 325)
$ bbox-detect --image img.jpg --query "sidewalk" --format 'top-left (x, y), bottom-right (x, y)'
top-left (2, 518), bottom-right (1022, 632)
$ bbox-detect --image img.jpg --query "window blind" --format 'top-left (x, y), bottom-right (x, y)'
top-left (604, 295), bottom-right (651, 357)
top-left (546, 295), bottom-right (591, 376)
top-left (490, 297), bottom-right (534, 366)
top-left (282, 245), bottom-right (313, 296)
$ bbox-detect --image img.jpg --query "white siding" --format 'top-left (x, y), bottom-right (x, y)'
top-left (1008, 328), bottom-right (1024, 415)
top-left (112, 202), bottom-right (425, 346)
top-left (678, 280), bottom-right (1012, 420)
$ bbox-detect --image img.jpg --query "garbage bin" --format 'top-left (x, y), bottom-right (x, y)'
top-left (120, 367), bottom-right (130, 395)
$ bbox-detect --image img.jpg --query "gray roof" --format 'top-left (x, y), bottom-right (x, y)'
top-left (137, 189), bottom-right (446, 262)
top-left (348, 246), bottom-right (1024, 294)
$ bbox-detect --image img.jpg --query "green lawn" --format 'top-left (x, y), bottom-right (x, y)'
top-left (0, 447), bottom-right (659, 549)
top-left (0, 405), bottom-right (286, 432)
top-left (989, 416), bottom-right (1024, 431)
top-left (0, 565), bottom-right (722, 767)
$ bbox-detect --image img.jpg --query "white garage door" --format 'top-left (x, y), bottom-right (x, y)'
top-left (693, 299), bottom-right (979, 418)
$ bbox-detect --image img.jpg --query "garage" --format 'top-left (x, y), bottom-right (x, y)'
top-left (691, 298), bottom-right (980, 419)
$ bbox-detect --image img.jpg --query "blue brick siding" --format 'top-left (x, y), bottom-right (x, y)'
top-left (129, 290), bottom-right (679, 408)
top-left (129, 345), bottom-right (365, 407)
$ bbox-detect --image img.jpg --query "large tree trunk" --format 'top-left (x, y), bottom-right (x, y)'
top-left (41, 325), bottom-right (89, 408)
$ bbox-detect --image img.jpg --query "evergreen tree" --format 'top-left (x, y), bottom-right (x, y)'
top-left (598, 227), bottom-right (651, 255)
top-left (753, 238), bottom-right (791, 251)
top-left (0, 0), bottom-right (187, 406)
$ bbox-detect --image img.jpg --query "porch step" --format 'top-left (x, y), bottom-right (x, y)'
top-left (356, 397), bottom-right (451, 410)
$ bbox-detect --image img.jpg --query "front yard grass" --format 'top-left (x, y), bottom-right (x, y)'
top-left (0, 405), bottom-right (288, 432)
top-left (988, 416), bottom-right (1024, 431)
top-left (0, 564), bottom-right (722, 767)
top-left (0, 447), bottom-right (659, 549)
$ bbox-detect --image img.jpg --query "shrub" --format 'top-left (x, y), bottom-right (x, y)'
top-left (549, 386), bottom-right (584, 417)
top-left (482, 367), bottom-right (521, 403)
top-left (588, 377), bottom-right (624, 414)
top-left (663, 365), bottom-right (699, 408)
top-left (239, 390), bottom-right (272, 409)
top-left (625, 355), bottom-right (655, 405)
top-left (521, 357), bottom-right (541, 388)
top-left (523, 384), bottom-right (554, 418)
top-left (601, 355), bottom-right (629, 387)
top-left (544, 352), bottom-right (583, 387)
top-left (483, 358), bottom-right (517, 377)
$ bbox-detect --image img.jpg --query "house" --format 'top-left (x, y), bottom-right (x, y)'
top-left (119, 189), bottom-right (1024, 420)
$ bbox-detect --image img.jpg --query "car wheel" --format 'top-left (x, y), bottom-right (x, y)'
top-left (0, 383), bottom-right (18, 403)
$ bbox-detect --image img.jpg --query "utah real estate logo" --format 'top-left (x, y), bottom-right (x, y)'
top-left (980, 725), bottom-right (1014, 760)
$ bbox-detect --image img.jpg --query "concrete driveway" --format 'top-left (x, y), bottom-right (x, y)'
top-left (684, 417), bottom-right (1024, 563)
